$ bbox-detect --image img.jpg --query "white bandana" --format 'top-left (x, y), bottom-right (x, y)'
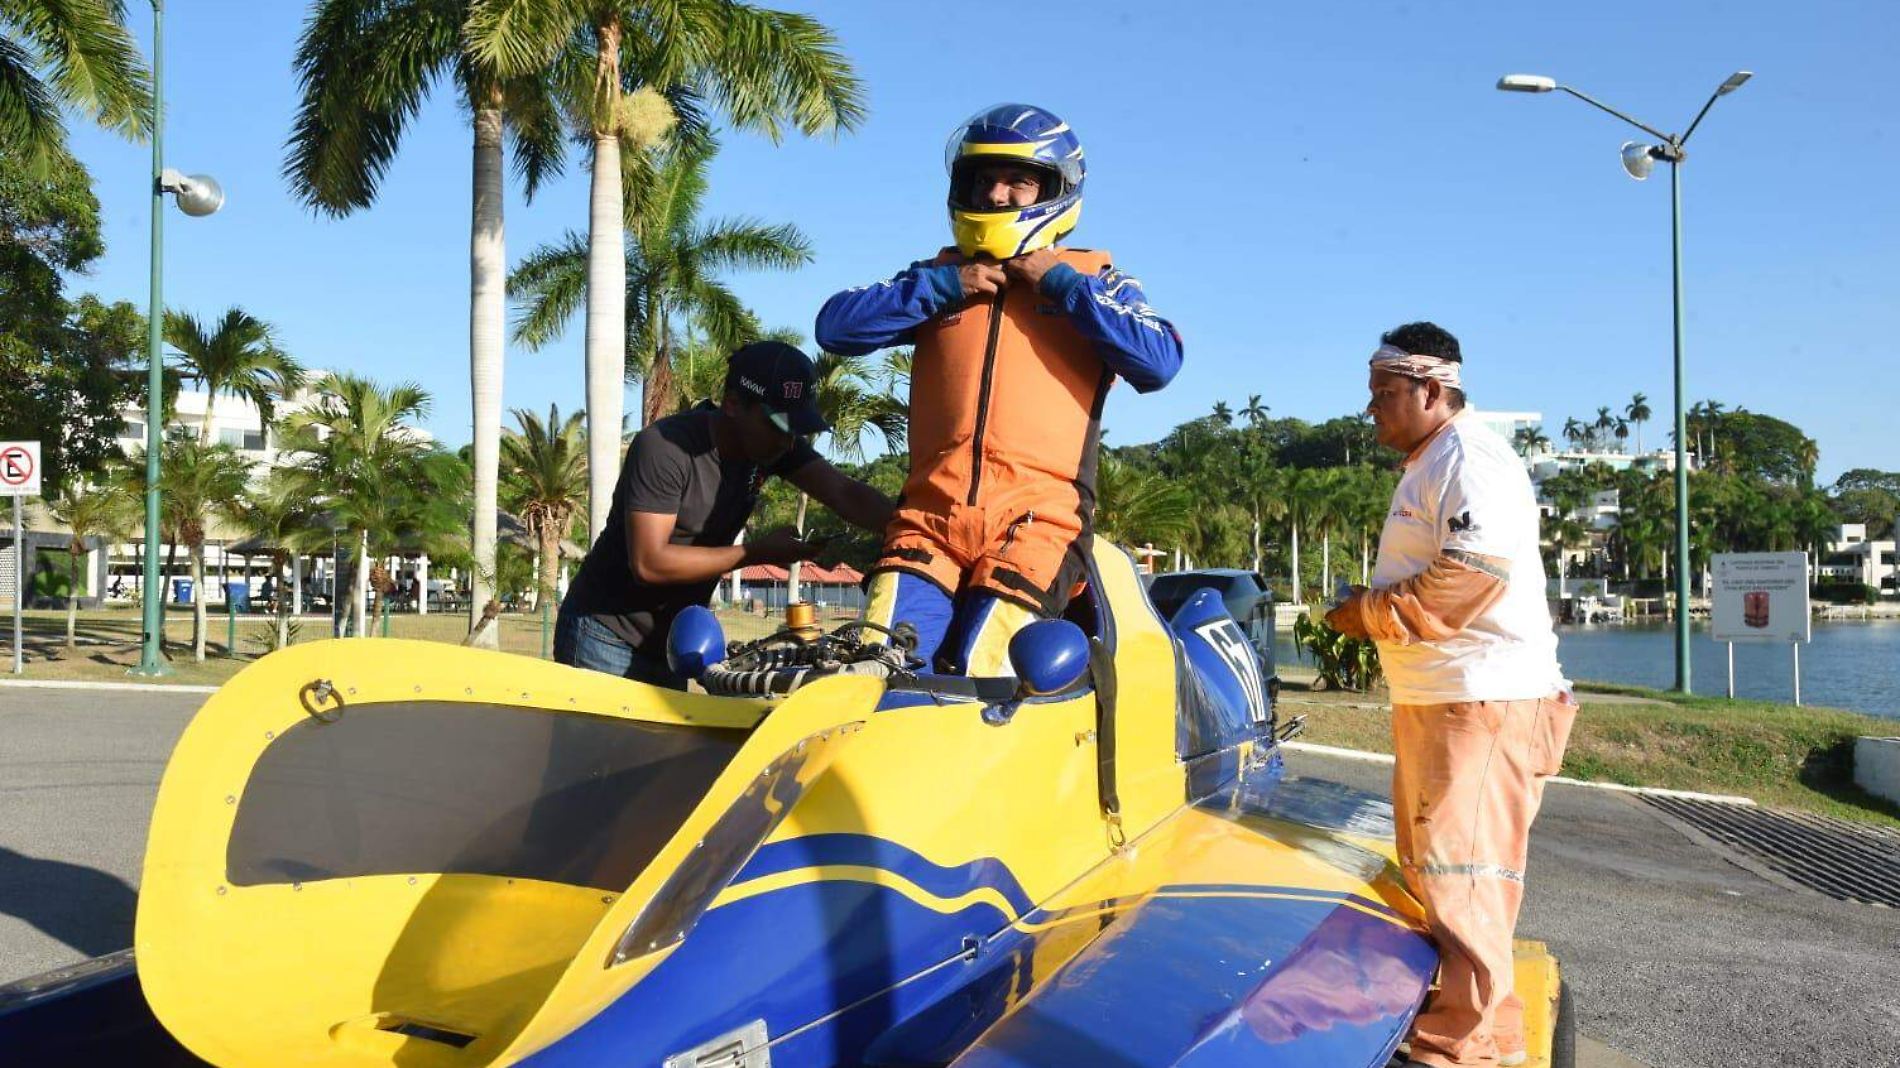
top-left (1370, 343), bottom-right (1462, 388)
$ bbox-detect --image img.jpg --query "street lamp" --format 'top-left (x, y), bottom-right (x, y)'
top-left (132, 0), bottom-right (224, 677)
top-left (1497, 69), bottom-right (1752, 695)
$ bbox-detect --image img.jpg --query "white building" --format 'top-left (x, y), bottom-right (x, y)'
top-left (96, 376), bottom-right (443, 616)
top-left (1469, 409), bottom-right (1544, 449)
top-left (1818, 523), bottom-right (1898, 594)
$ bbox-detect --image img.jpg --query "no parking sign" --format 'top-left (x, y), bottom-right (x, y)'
top-left (3, 441), bottom-right (34, 675)
top-left (1, 441), bottom-right (40, 497)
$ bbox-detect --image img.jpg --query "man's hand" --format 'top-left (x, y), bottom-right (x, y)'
top-left (958, 262), bottom-right (1006, 299)
top-left (1004, 248), bottom-right (1060, 290)
top-left (1324, 589), bottom-right (1371, 639)
top-left (747, 527), bottom-right (824, 567)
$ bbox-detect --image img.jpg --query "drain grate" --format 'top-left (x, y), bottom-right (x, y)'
top-left (1643, 796), bottom-right (1900, 908)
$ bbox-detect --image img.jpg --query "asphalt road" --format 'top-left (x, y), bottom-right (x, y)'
top-left (2, 685), bottom-right (1895, 1067)
top-left (1283, 750), bottom-right (1900, 1068)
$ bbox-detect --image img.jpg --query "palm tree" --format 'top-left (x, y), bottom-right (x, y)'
top-left (1561, 417), bottom-right (1584, 452)
top-left (129, 438), bottom-right (250, 661)
top-left (288, 0), bottom-right (569, 649)
top-left (1309, 467), bottom-right (1356, 597)
top-left (500, 405), bottom-right (588, 628)
top-left (1546, 517), bottom-right (1591, 598)
top-left (1235, 440), bottom-right (1283, 574)
top-left (1612, 417), bottom-right (1630, 454)
top-left (1240, 394), bottom-right (1269, 429)
top-left (1351, 466), bottom-right (1397, 584)
top-left (228, 472), bottom-right (324, 650)
top-left (511, 136), bottom-right (814, 431)
top-left (1094, 455), bottom-right (1193, 548)
top-left (1281, 468), bottom-right (1328, 605)
top-left (278, 374), bottom-right (438, 637)
top-left (467, 0), bottom-right (866, 549)
top-left (163, 308), bottom-right (305, 445)
top-left (1210, 400), bottom-right (1234, 426)
top-left (1625, 392), bottom-right (1651, 453)
top-left (1693, 399), bottom-right (1727, 465)
top-left (0, 0), bottom-right (149, 168)
top-left (1593, 407), bottom-right (1617, 452)
top-left (1512, 426), bottom-right (1551, 458)
top-left (784, 350), bottom-right (906, 601)
top-left (46, 471), bottom-right (139, 648)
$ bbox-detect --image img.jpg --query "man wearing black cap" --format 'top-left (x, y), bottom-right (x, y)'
top-left (555, 341), bottom-right (894, 686)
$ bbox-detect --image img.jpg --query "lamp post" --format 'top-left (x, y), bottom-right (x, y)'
top-left (1497, 70), bottom-right (1751, 695)
top-left (131, 0), bottom-right (225, 677)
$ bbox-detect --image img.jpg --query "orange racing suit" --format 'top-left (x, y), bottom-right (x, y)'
top-left (816, 248), bottom-right (1183, 620)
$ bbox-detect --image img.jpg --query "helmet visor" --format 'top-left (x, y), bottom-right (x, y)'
top-left (947, 155), bottom-right (1063, 211)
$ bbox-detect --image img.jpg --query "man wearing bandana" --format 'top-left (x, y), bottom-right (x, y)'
top-left (1326, 322), bottom-right (1575, 1068)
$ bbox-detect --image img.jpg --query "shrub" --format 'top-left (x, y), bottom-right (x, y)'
top-left (1291, 612), bottom-right (1384, 692)
top-left (1810, 582), bottom-right (1878, 605)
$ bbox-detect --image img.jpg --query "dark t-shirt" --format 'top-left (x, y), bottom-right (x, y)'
top-left (565, 403), bottom-right (818, 651)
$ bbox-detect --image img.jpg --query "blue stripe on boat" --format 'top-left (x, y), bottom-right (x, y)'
top-left (737, 833), bottom-right (1037, 918)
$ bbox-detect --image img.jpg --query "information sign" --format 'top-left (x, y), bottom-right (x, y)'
top-left (1712, 551), bottom-right (1810, 643)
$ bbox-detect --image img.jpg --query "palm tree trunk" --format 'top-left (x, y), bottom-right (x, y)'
top-left (1321, 532), bottom-right (1332, 597)
top-left (537, 529), bottom-right (559, 612)
top-left (643, 340), bottom-right (676, 427)
top-left (191, 544), bottom-right (207, 661)
top-left (1289, 519), bottom-right (1302, 605)
top-left (1250, 513), bottom-right (1261, 574)
top-left (584, 22), bottom-right (627, 543)
top-left (466, 99), bottom-right (506, 649)
top-left (352, 530), bottom-right (370, 638)
top-left (65, 551), bottom-right (79, 648)
top-left (1360, 532), bottom-right (1369, 585)
top-left (198, 384), bottom-right (217, 447)
top-left (274, 552), bottom-right (290, 649)
top-left (789, 492), bottom-right (810, 603)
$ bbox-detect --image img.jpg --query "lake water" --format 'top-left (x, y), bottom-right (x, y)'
top-left (1272, 619), bottom-right (1900, 720)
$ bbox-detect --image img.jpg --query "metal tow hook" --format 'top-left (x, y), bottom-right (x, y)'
top-left (299, 678), bottom-right (345, 723)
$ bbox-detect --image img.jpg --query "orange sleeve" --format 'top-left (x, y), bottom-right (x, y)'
top-left (1358, 550), bottom-right (1510, 644)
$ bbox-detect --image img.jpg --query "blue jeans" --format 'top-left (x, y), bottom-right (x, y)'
top-left (553, 606), bottom-right (688, 690)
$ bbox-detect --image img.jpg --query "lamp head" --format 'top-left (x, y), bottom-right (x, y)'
top-left (1497, 74), bottom-right (1557, 93)
top-left (161, 170), bottom-right (225, 217)
top-left (174, 174), bottom-right (224, 217)
top-left (1620, 142), bottom-right (1659, 181)
top-left (1717, 71), bottom-right (1753, 95)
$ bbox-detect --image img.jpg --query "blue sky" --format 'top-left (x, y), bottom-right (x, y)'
top-left (62, 0), bottom-right (1897, 481)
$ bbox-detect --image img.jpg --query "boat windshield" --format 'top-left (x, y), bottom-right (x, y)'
top-left (226, 701), bottom-right (748, 892)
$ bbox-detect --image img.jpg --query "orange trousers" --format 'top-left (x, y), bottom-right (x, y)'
top-left (1392, 693), bottom-right (1576, 1068)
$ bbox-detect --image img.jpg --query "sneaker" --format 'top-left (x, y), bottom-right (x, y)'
top-left (1498, 1054), bottom-right (1528, 1067)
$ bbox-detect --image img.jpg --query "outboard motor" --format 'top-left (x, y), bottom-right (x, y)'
top-left (1169, 587), bottom-right (1272, 744)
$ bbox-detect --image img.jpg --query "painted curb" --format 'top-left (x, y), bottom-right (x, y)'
top-left (1281, 740), bottom-right (1758, 806)
top-left (0, 679), bottom-right (219, 696)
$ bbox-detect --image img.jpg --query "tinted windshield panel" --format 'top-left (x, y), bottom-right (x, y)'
top-left (228, 701), bottom-right (748, 891)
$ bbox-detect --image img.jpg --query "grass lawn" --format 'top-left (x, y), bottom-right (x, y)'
top-left (0, 604), bottom-right (848, 687)
top-left (1278, 672), bottom-right (1900, 829)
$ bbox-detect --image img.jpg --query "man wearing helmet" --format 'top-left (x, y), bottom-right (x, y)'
top-left (816, 104), bottom-right (1183, 675)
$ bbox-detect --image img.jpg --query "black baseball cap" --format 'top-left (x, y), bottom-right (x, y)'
top-left (726, 341), bottom-right (828, 435)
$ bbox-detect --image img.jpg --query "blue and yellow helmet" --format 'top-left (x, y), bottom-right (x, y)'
top-left (943, 104), bottom-right (1085, 260)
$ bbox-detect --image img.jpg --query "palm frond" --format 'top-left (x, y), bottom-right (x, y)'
top-left (0, 34), bottom-right (70, 165)
top-left (285, 0), bottom-right (457, 215)
top-left (688, 217), bottom-right (812, 274)
top-left (463, 0), bottom-right (589, 77)
top-left (688, 2), bottom-right (865, 142)
top-left (507, 229), bottom-right (589, 348)
top-left (500, 62), bottom-right (572, 200)
top-left (3, 0), bottom-right (151, 144)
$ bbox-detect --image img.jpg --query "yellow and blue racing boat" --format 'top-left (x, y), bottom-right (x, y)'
top-left (0, 542), bottom-right (1569, 1066)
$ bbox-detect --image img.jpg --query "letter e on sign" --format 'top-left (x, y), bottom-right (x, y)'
top-left (0, 442), bottom-right (42, 497)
